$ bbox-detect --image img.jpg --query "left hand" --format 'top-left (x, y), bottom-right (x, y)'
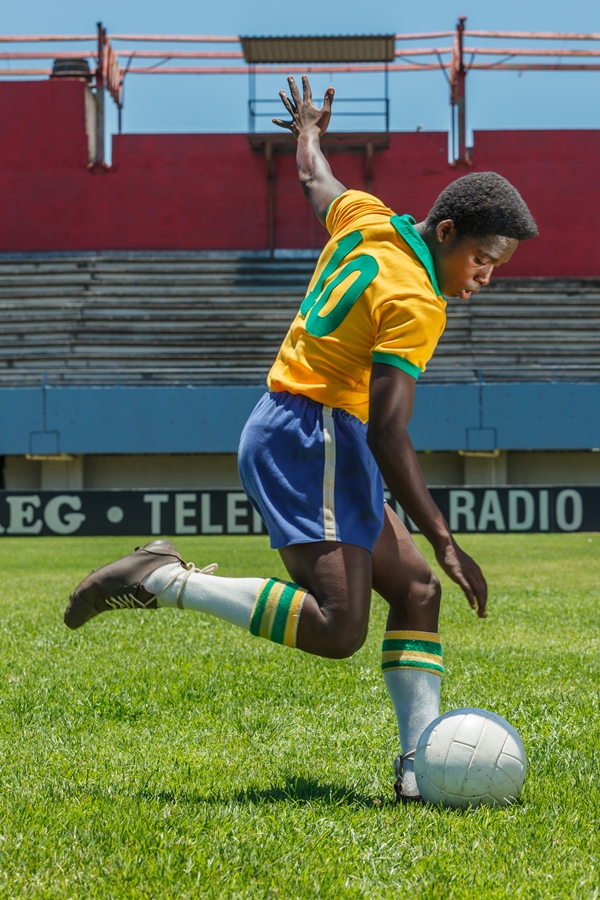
top-left (435, 538), bottom-right (488, 618)
top-left (272, 75), bottom-right (334, 138)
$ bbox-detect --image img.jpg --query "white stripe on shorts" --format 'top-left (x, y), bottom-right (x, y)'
top-left (321, 405), bottom-right (337, 541)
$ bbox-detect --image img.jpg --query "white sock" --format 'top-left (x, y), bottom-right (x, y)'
top-left (383, 668), bottom-right (441, 795)
top-left (381, 629), bottom-right (444, 796)
top-left (143, 563), bottom-right (263, 631)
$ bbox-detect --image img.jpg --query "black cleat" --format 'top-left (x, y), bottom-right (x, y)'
top-left (64, 540), bottom-right (185, 630)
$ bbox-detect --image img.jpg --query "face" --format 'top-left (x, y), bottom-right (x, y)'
top-left (431, 221), bottom-right (519, 300)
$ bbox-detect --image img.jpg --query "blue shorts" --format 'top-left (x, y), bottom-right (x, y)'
top-left (238, 391), bottom-right (384, 551)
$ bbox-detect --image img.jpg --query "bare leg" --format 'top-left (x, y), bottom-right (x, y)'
top-left (372, 504), bottom-right (441, 630)
top-left (279, 541), bottom-right (372, 659)
top-left (278, 506), bottom-right (440, 660)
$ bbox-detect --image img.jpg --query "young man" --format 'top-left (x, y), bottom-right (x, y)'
top-left (65, 77), bottom-right (537, 802)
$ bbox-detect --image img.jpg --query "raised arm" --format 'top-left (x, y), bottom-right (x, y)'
top-left (273, 75), bottom-right (346, 225)
top-left (368, 362), bottom-right (488, 618)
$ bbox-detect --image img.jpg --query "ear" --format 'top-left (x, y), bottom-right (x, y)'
top-left (435, 219), bottom-right (456, 244)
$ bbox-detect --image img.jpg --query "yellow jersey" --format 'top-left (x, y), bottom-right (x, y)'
top-left (267, 190), bottom-right (447, 423)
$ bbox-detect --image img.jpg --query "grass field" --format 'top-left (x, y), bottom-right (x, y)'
top-left (0, 534), bottom-right (598, 899)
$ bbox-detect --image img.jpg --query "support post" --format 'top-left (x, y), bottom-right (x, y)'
top-left (94, 22), bottom-right (106, 168)
top-left (248, 65), bottom-right (256, 134)
top-left (265, 141), bottom-right (275, 258)
top-left (450, 16), bottom-right (471, 165)
top-left (456, 16), bottom-right (467, 164)
top-left (384, 63), bottom-right (389, 133)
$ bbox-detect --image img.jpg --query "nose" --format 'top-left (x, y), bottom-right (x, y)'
top-left (475, 264), bottom-right (494, 287)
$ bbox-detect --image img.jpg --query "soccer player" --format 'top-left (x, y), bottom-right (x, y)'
top-left (65, 77), bottom-right (537, 802)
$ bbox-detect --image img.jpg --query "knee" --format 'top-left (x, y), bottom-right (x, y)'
top-left (324, 619), bottom-right (368, 660)
top-left (407, 568), bottom-right (441, 614)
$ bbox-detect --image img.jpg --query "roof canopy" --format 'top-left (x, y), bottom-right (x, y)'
top-left (240, 34), bottom-right (396, 64)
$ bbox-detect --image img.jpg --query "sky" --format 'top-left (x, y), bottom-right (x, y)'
top-left (2, 0), bottom-right (599, 145)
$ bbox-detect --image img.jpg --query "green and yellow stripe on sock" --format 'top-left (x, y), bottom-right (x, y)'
top-left (381, 630), bottom-right (444, 677)
top-left (250, 578), bottom-right (306, 648)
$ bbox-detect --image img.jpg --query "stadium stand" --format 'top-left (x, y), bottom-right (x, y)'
top-left (1, 254), bottom-right (599, 387)
top-left (0, 49), bottom-right (599, 492)
top-left (0, 254), bottom-right (311, 387)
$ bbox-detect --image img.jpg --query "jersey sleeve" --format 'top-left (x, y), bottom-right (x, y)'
top-left (371, 297), bottom-right (446, 380)
top-left (326, 190), bottom-right (394, 239)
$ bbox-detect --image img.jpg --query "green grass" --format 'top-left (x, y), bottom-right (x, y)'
top-left (0, 534), bottom-right (599, 899)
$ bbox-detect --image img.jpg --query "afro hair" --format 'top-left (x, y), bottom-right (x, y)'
top-left (424, 171), bottom-right (538, 241)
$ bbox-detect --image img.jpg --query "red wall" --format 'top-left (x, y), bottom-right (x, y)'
top-left (1, 79), bottom-right (598, 276)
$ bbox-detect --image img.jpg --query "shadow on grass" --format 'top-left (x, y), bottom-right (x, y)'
top-left (133, 777), bottom-right (388, 809)
top-left (232, 776), bottom-right (385, 808)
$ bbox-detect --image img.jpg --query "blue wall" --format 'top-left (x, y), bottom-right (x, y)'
top-left (0, 383), bottom-right (598, 455)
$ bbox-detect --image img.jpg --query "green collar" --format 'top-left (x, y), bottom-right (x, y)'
top-left (390, 214), bottom-right (444, 301)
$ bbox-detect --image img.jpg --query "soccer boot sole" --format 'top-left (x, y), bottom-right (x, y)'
top-left (64, 539), bottom-right (185, 630)
top-left (393, 777), bottom-right (424, 806)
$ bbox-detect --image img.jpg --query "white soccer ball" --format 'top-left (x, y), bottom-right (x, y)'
top-left (414, 708), bottom-right (527, 809)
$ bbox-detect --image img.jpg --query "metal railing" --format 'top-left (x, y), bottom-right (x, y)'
top-left (248, 96), bottom-right (389, 134)
top-left (1, 22), bottom-right (600, 163)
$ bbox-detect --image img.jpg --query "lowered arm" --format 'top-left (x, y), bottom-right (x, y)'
top-left (368, 362), bottom-right (488, 617)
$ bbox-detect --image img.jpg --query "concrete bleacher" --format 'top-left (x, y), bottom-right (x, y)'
top-left (1, 254), bottom-right (599, 386)
top-left (0, 255), bottom-right (310, 387)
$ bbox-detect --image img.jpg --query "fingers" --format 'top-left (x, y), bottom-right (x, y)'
top-left (457, 574), bottom-right (477, 610)
top-left (323, 87), bottom-right (335, 112)
top-left (460, 569), bottom-right (487, 618)
top-left (472, 592), bottom-right (487, 618)
top-left (272, 117), bottom-right (294, 132)
top-left (280, 77), bottom-right (332, 118)
top-left (466, 559), bottom-right (488, 618)
top-left (464, 580), bottom-right (487, 617)
top-left (440, 557), bottom-right (487, 617)
top-left (287, 76), bottom-right (302, 108)
top-left (302, 75), bottom-right (312, 103)
top-left (463, 572), bottom-right (487, 618)
top-left (447, 544), bottom-right (488, 619)
top-left (444, 563), bottom-right (487, 617)
top-left (474, 575), bottom-right (488, 619)
top-left (278, 90), bottom-right (296, 118)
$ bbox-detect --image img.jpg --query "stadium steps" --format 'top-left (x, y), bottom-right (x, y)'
top-left (0, 255), bottom-right (599, 386)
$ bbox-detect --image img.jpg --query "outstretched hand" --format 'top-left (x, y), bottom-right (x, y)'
top-left (273, 75), bottom-right (334, 138)
top-left (435, 539), bottom-right (488, 618)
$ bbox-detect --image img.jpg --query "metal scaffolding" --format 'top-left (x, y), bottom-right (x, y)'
top-left (1, 19), bottom-right (599, 166)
